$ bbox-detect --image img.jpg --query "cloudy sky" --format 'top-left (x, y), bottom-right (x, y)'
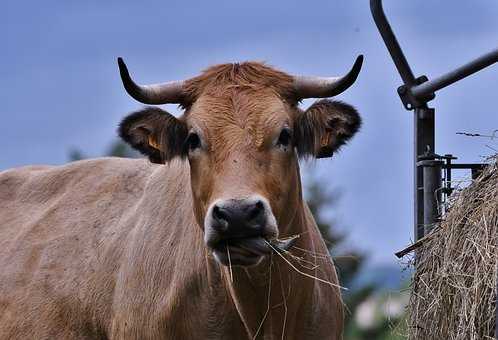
top-left (2, 0), bottom-right (497, 264)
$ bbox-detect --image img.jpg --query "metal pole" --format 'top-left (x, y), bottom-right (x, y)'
top-left (370, 0), bottom-right (434, 241)
top-left (419, 159), bottom-right (442, 235)
top-left (369, 0), bottom-right (417, 87)
top-left (411, 48), bottom-right (498, 100)
top-left (414, 108), bottom-right (435, 239)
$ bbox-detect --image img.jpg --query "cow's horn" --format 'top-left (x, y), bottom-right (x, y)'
top-left (117, 57), bottom-right (185, 104)
top-left (293, 55), bottom-right (363, 99)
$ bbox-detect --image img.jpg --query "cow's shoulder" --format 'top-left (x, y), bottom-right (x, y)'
top-left (0, 157), bottom-right (192, 255)
top-left (0, 157), bottom-right (189, 202)
top-left (0, 157), bottom-right (195, 339)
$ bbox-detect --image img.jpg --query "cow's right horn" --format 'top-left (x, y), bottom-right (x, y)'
top-left (117, 57), bottom-right (185, 105)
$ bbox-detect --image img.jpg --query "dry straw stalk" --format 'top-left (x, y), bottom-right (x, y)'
top-left (408, 157), bottom-right (497, 340)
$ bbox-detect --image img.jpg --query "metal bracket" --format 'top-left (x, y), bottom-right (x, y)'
top-left (397, 76), bottom-right (435, 110)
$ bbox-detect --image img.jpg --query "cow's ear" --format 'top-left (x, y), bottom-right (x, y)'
top-left (118, 107), bottom-right (188, 164)
top-left (295, 100), bottom-right (361, 158)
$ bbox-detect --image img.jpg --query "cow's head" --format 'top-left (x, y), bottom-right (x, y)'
top-left (118, 57), bottom-right (362, 266)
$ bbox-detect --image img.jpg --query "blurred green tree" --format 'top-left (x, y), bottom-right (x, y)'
top-left (68, 139), bottom-right (140, 161)
top-left (304, 176), bottom-right (375, 338)
top-left (104, 140), bottom-right (141, 158)
top-left (304, 174), bottom-right (404, 340)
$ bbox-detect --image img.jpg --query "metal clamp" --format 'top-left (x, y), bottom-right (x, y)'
top-left (398, 76), bottom-right (435, 110)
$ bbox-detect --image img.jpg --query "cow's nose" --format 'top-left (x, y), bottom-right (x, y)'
top-left (211, 199), bottom-right (266, 234)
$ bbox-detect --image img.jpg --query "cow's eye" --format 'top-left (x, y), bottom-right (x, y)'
top-left (186, 132), bottom-right (201, 152)
top-left (277, 128), bottom-right (292, 148)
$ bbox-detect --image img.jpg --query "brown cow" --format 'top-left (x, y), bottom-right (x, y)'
top-left (0, 57), bottom-right (362, 339)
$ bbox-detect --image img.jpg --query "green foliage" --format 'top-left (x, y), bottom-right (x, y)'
top-left (68, 140), bottom-right (141, 161)
top-left (104, 140), bottom-right (141, 158)
top-left (304, 173), bottom-right (406, 340)
top-left (68, 148), bottom-right (86, 162)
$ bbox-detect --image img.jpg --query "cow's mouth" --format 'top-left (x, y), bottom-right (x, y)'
top-left (211, 236), bottom-right (298, 267)
top-left (212, 236), bottom-right (269, 266)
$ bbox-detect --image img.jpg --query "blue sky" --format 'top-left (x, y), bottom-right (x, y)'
top-left (2, 0), bottom-right (497, 264)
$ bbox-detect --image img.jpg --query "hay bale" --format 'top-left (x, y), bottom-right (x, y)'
top-left (408, 158), bottom-right (498, 340)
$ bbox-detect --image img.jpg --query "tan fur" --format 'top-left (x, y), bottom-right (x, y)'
top-left (182, 62), bottom-right (297, 105)
top-left (0, 159), bottom-right (342, 339)
top-left (0, 62), bottom-right (354, 339)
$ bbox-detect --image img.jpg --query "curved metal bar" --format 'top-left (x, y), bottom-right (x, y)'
top-left (371, 0), bottom-right (498, 106)
top-left (369, 0), bottom-right (417, 87)
top-left (411, 48), bottom-right (498, 99)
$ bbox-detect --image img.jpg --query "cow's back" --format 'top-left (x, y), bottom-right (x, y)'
top-left (0, 158), bottom-right (194, 339)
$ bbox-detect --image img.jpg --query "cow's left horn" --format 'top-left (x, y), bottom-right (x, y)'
top-left (293, 55), bottom-right (363, 99)
top-left (117, 57), bottom-right (185, 104)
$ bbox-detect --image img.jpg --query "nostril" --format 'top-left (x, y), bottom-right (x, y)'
top-left (212, 205), bottom-right (228, 223)
top-left (248, 200), bottom-right (265, 221)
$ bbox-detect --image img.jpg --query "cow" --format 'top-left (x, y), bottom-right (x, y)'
top-left (0, 55), bottom-right (363, 339)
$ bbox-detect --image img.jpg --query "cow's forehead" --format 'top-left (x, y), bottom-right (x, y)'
top-left (186, 88), bottom-right (292, 133)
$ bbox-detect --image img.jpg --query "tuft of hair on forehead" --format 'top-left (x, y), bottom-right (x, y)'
top-left (182, 62), bottom-right (296, 105)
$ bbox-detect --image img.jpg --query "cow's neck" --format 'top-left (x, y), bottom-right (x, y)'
top-left (205, 199), bottom-right (315, 339)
